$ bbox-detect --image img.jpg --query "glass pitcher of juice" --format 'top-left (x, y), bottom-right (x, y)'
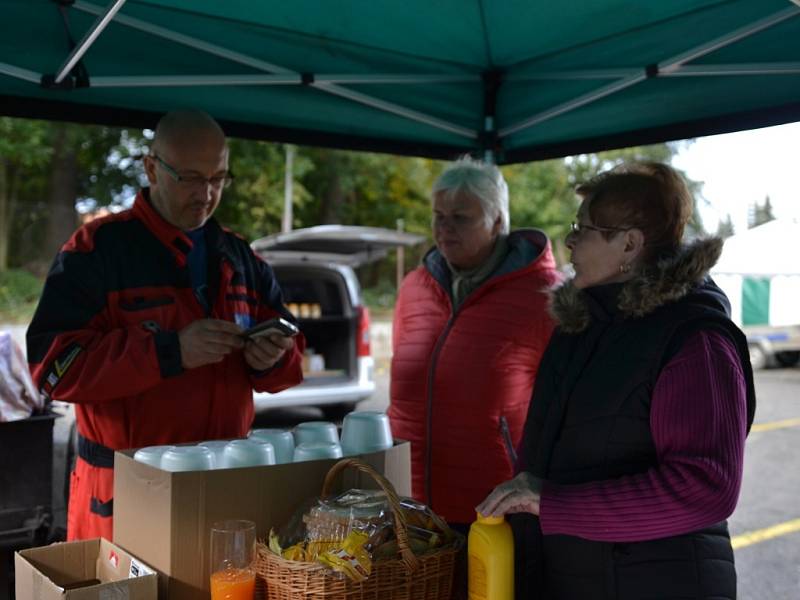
top-left (210, 519), bottom-right (256, 600)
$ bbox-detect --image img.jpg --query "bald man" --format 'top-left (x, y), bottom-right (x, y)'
top-left (27, 110), bottom-right (305, 541)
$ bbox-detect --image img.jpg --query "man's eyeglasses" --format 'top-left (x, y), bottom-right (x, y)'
top-left (569, 222), bottom-right (631, 236)
top-left (152, 155), bottom-right (233, 190)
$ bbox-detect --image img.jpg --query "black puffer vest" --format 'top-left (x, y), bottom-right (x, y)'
top-left (515, 238), bottom-right (756, 600)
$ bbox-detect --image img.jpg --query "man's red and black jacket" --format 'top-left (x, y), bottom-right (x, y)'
top-left (26, 189), bottom-right (304, 450)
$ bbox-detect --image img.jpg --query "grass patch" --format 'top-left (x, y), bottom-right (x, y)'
top-left (0, 269), bottom-right (43, 323)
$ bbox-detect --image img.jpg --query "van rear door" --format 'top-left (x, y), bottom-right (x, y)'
top-left (251, 224), bottom-right (426, 267)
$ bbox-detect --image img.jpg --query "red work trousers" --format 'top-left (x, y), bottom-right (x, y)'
top-left (67, 457), bottom-right (114, 541)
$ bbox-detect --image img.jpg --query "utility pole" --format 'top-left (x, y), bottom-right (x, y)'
top-left (282, 144), bottom-right (295, 233)
top-left (396, 218), bottom-right (405, 291)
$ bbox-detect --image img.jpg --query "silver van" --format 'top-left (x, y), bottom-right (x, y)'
top-left (251, 225), bottom-right (425, 417)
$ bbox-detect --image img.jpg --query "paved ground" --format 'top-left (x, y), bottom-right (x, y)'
top-left (727, 368), bottom-right (800, 598)
top-left (4, 321), bottom-right (799, 598)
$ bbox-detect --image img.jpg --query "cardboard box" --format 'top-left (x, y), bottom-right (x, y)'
top-left (15, 538), bottom-right (157, 599)
top-left (114, 442), bottom-right (410, 600)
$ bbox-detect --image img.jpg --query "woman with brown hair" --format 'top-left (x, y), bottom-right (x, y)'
top-left (478, 162), bottom-right (756, 600)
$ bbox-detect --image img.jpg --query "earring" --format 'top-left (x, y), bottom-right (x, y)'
top-left (619, 263), bottom-right (631, 274)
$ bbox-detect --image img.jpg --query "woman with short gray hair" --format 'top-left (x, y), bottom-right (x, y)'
top-left (389, 155), bottom-right (560, 536)
top-left (431, 157), bottom-right (510, 235)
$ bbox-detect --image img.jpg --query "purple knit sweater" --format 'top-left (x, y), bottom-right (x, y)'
top-left (539, 329), bottom-right (748, 542)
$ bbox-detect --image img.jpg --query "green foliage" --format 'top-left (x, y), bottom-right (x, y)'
top-left (78, 126), bottom-right (149, 209)
top-left (502, 159), bottom-right (575, 263)
top-left (0, 269), bottom-right (43, 322)
top-left (0, 118), bottom-right (55, 269)
top-left (215, 141), bottom-right (312, 241)
top-left (0, 118), bottom-right (147, 270)
top-left (564, 144), bottom-right (675, 187)
top-left (361, 278), bottom-right (399, 314)
top-left (295, 149), bottom-right (441, 239)
top-left (0, 117), bottom-right (53, 168)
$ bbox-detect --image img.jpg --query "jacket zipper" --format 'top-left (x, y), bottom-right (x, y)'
top-left (499, 415), bottom-right (518, 465)
top-left (423, 284), bottom-right (485, 506)
top-left (194, 285), bottom-right (211, 316)
top-left (424, 314), bottom-right (455, 506)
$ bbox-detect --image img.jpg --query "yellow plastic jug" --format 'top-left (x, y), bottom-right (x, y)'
top-left (468, 512), bottom-right (514, 600)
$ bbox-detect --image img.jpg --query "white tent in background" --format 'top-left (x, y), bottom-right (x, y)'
top-left (711, 219), bottom-right (800, 367)
top-left (712, 219), bottom-right (800, 277)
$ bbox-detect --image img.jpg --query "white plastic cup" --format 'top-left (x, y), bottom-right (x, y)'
top-left (248, 429), bottom-right (295, 464)
top-left (222, 439), bottom-right (276, 468)
top-left (197, 440), bottom-right (231, 469)
top-left (294, 421), bottom-right (339, 445)
top-left (133, 445), bottom-right (176, 469)
top-left (340, 411), bottom-right (394, 455)
top-left (293, 441), bottom-right (343, 462)
top-left (160, 446), bottom-right (215, 472)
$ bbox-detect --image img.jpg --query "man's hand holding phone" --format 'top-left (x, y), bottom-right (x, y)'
top-left (178, 318), bottom-right (245, 370)
top-left (242, 317), bottom-right (299, 371)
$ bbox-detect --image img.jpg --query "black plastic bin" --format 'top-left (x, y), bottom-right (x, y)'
top-left (0, 412), bottom-right (56, 599)
top-left (0, 412), bottom-right (55, 546)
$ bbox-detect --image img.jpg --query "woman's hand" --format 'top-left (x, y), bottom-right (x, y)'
top-left (476, 471), bottom-right (543, 517)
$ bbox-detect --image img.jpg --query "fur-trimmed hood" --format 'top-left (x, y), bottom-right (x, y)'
top-left (550, 237), bottom-right (727, 333)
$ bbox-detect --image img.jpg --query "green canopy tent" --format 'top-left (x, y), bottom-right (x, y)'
top-left (2, 0), bottom-right (800, 163)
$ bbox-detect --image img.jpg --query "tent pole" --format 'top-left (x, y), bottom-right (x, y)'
top-left (509, 69), bottom-right (637, 81)
top-left (0, 62), bottom-right (40, 84)
top-left (55, 0), bottom-right (127, 84)
top-left (89, 74), bottom-right (302, 87)
top-left (315, 74), bottom-right (478, 85)
top-left (312, 83), bottom-right (477, 139)
top-left (658, 5), bottom-right (800, 74)
top-left (73, 0), bottom-right (476, 140)
top-left (500, 4), bottom-right (800, 139)
top-left (660, 63), bottom-right (800, 77)
top-left (74, 1), bottom-right (293, 74)
top-left (481, 70), bottom-right (502, 164)
top-left (512, 62), bottom-right (800, 80)
top-left (89, 74), bottom-right (478, 87)
top-left (499, 73), bottom-right (647, 138)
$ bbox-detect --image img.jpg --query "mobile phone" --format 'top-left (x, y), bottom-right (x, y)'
top-left (243, 317), bottom-right (300, 339)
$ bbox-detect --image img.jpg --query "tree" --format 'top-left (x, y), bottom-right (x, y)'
top-left (562, 142), bottom-right (705, 238)
top-left (502, 159), bottom-right (574, 264)
top-left (503, 142), bottom-right (705, 265)
top-left (214, 139), bottom-right (312, 242)
top-left (0, 118), bottom-right (52, 271)
top-left (749, 195), bottom-right (775, 229)
top-left (26, 123), bottom-right (145, 273)
top-left (716, 214), bottom-right (735, 238)
top-left (293, 149), bottom-right (442, 287)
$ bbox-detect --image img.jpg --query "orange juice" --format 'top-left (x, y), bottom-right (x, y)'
top-left (210, 568), bottom-right (255, 600)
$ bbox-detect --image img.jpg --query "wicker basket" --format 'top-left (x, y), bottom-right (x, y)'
top-left (255, 458), bottom-right (460, 600)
